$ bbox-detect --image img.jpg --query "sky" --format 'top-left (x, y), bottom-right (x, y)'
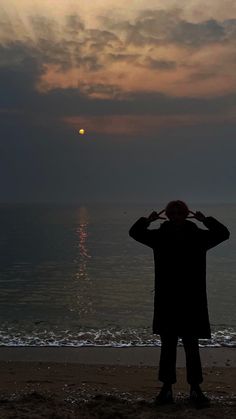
top-left (0, 0), bottom-right (236, 204)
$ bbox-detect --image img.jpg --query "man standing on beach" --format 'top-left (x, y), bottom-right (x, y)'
top-left (129, 200), bottom-right (230, 407)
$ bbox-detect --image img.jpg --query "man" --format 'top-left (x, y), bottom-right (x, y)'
top-left (129, 200), bottom-right (230, 407)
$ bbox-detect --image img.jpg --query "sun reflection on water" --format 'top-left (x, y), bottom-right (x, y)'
top-left (72, 206), bottom-right (93, 316)
top-left (76, 206), bottom-right (91, 278)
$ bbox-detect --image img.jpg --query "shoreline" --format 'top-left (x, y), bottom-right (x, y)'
top-left (0, 346), bottom-right (235, 366)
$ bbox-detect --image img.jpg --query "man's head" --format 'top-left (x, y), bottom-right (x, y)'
top-left (165, 200), bottom-right (189, 224)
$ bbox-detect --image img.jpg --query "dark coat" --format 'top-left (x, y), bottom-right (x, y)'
top-left (129, 216), bottom-right (230, 338)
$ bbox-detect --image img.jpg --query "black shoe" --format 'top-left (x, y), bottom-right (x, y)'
top-left (155, 388), bottom-right (174, 405)
top-left (189, 388), bottom-right (210, 409)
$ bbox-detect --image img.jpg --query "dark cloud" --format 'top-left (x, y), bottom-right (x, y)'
top-left (0, 44), bottom-right (43, 109)
top-left (2, 10), bottom-right (235, 81)
top-left (169, 19), bottom-right (225, 46)
top-left (105, 9), bottom-right (236, 47)
top-left (29, 15), bottom-right (78, 71)
top-left (24, 15), bottom-right (121, 72)
top-left (106, 53), bottom-right (140, 63)
top-left (75, 55), bottom-right (103, 71)
top-left (1, 39), bottom-right (236, 121)
top-left (143, 57), bottom-right (177, 70)
top-left (0, 42), bottom-right (38, 69)
top-left (132, 8), bottom-right (181, 43)
top-left (222, 18), bottom-right (236, 39)
top-left (87, 29), bottom-right (120, 46)
top-left (30, 15), bottom-right (60, 40)
top-left (188, 70), bottom-right (218, 82)
top-left (65, 14), bottom-right (85, 33)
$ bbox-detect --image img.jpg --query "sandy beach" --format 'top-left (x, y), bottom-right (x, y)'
top-left (0, 347), bottom-right (235, 418)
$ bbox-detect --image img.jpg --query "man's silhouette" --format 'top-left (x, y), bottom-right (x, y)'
top-left (129, 200), bottom-right (230, 407)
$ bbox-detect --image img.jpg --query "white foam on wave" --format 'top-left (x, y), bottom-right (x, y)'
top-left (0, 326), bottom-right (235, 347)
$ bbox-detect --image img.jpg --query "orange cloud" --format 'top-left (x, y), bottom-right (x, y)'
top-left (38, 57), bottom-right (236, 99)
top-left (1, 1), bottom-right (236, 101)
top-left (64, 110), bottom-right (236, 136)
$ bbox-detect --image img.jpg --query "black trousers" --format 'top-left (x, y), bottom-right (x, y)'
top-left (158, 335), bottom-right (203, 385)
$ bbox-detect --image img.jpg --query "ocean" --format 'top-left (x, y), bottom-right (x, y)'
top-left (0, 203), bottom-right (235, 347)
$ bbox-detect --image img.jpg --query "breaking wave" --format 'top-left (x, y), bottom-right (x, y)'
top-left (0, 326), bottom-right (235, 347)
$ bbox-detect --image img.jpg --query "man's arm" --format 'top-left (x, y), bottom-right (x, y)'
top-left (189, 211), bottom-right (230, 250)
top-left (202, 216), bottom-right (230, 250)
top-left (129, 210), bottom-right (165, 248)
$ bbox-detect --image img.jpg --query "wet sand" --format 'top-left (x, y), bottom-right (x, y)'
top-left (0, 347), bottom-right (235, 418)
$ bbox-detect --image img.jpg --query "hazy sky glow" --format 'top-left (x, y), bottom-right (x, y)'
top-left (1, 0), bottom-right (236, 203)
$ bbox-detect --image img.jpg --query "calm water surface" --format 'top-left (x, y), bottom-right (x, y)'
top-left (0, 203), bottom-right (235, 347)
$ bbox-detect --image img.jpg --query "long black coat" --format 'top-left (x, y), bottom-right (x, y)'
top-left (129, 216), bottom-right (230, 338)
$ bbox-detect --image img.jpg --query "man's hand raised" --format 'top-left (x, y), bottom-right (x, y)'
top-left (188, 210), bottom-right (206, 222)
top-left (147, 209), bottom-right (166, 223)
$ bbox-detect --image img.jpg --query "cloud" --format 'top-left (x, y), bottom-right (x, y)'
top-left (0, 38), bottom-right (235, 135)
top-left (1, 8), bottom-right (236, 99)
top-left (169, 19), bottom-right (225, 46)
top-left (143, 57), bottom-right (177, 70)
top-left (0, 9), bottom-right (236, 136)
top-left (64, 14), bottom-right (85, 33)
top-left (64, 109), bottom-right (236, 136)
top-left (104, 9), bottom-right (233, 47)
top-left (106, 53), bottom-right (140, 64)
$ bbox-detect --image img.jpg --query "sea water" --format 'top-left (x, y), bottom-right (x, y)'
top-left (0, 203), bottom-right (235, 347)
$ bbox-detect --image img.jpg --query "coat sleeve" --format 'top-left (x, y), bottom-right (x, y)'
top-left (200, 216), bottom-right (230, 250)
top-left (129, 217), bottom-right (159, 248)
